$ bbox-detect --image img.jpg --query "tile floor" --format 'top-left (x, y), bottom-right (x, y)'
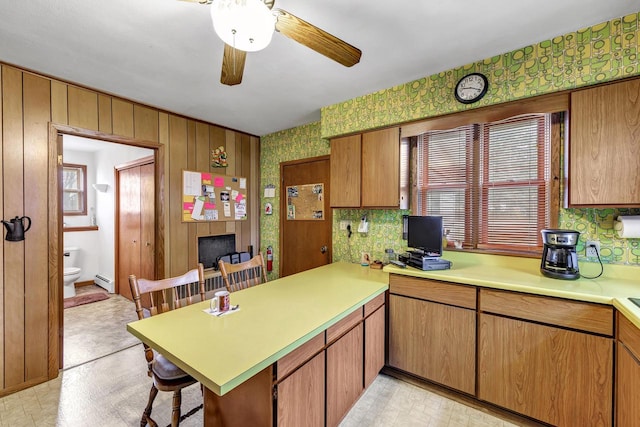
top-left (0, 287), bottom-right (540, 427)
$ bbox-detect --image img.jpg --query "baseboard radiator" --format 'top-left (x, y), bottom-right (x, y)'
top-left (94, 274), bottom-right (115, 293)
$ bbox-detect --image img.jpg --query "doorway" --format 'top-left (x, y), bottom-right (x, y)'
top-left (280, 156), bottom-right (332, 276)
top-left (56, 127), bottom-right (161, 369)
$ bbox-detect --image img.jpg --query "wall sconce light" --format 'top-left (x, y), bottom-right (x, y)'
top-left (92, 184), bottom-right (109, 192)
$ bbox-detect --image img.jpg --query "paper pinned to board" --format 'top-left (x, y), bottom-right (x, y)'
top-left (191, 197), bottom-right (205, 220)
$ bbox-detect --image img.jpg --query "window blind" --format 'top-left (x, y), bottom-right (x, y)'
top-left (417, 126), bottom-right (473, 246)
top-left (480, 114), bottom-right (550, 249)
top-left (416, 113), bottom-right (552, 253)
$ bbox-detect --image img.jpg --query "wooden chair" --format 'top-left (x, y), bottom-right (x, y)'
top-left (219, 253), bottom-right (268, 292)
top-left (128, 264), bottom-right (206, 427)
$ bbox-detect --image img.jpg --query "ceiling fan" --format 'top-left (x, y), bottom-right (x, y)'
top-left (183, 0), bottom-right (362, 85)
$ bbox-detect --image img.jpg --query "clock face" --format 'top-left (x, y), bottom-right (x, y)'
top-left (455, 73), bottom-right (488, 104)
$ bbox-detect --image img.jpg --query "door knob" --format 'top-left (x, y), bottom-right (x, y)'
top-left (321, 245), bottom-right (327, 254)
top-left (146, 242), bottom-right (151, 247)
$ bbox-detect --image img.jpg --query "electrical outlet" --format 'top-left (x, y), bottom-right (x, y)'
top-left (586, 241), bottom-right (600, 258)
top-left (339, 220), bottom-right (352, 231)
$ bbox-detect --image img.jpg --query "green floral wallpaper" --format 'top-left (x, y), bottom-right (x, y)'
top-left (332, 209), bottom-right (410, 265)
top-left (321, 12), bottom-right (640, 138)
top-left (259, 122), bottom-right (330, 279)
top-left (261, 12), bottom-right (640, 277)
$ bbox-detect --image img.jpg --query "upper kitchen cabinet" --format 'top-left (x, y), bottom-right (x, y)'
top-left (569, 78), bottom-right (640, 207)
top-left (330, 127), bottom-right (400, 208)
top-left (330, 134), bottom-right (362, 207)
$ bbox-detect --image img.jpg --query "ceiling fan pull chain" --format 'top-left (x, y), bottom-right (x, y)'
top-left (232, 29), bottom-right (237, 75)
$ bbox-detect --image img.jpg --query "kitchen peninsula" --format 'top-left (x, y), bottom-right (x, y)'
top-left (127, 262), bottom-right (388, 427)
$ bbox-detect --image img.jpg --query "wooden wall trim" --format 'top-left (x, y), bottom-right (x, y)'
top-left (3, 65), bottom-right (26, 388)
top-left (48, 129), bottom-right (62, 379)
top-left (23, 73), bottom-right (50, 383)
top-left (0, 59), bottom-right (260, 138)
top-left (2, 62), bottom-right (258, 398)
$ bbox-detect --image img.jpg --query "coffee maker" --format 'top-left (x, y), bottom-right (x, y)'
top-left (540, 229), bottom-right (580, 280)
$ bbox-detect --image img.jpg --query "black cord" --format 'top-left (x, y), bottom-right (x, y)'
top-left (581, 245), bottom-right (604, 279)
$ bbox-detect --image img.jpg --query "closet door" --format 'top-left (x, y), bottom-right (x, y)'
top-left (118, 166), bottom-right (141, 301)
top-left (117, 160), bottom-right (155, 301)
top-left (139, 163), bottom-right (155, 281)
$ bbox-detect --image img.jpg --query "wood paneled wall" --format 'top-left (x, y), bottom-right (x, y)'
top-left (0, 63), bottom-right (260, 396)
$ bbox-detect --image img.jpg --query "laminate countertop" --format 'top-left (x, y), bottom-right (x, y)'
top-left (384, 250), bottom-right (640, 329)
top-left (127, 262), bottom-right (388, 396)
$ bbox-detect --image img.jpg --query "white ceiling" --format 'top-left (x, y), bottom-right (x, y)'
top-left (1, 1), bottom-right (639, 136)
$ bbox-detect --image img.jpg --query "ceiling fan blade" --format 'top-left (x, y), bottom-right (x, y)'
top-left (274, 8), bottom-right (361, 67)
top-left (221, 44), bottom-right (247, 86)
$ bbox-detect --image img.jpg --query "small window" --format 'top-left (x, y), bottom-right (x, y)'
top-left (63, 163), bottom-right (87, 215)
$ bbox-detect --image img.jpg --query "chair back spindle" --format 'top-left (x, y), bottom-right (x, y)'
top-left (219, 253), bottom-right (267, 293)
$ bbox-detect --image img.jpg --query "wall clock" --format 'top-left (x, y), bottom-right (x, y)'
top-left (454, 73), bottom-right (488, 104)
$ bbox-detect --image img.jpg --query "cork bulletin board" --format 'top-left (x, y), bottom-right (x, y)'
top-left (182, 170), bottom-right (248, 222)
top-left (286, 183), bottom-right (324, 220)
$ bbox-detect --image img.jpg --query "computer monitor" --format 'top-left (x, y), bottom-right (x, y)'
top-left (407, 215), bottom-right (443, 258)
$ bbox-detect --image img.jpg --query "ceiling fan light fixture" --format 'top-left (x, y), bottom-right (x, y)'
top-left (210, 0), bottom-right (275, 52)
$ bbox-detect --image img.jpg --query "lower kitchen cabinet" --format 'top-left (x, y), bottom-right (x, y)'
top-left (326, 323), bottom-right (364, 427)
top-left (387, 275), bottom-right (477, 395)
top-left (616, 313), bottom-right (640, 427)
top-left (277, 352), bottom-right (325, 427)
top-left (478, 289), bottom-right (614, 427)
top-left (205, 295), bottom-right (386, 427)
top-left (364, 304), bottom-right (385, 388)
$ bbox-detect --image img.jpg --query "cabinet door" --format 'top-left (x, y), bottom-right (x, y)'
top-left (362, 127), bottom-right (400, 207)
top-left (330, 134), bottom-right (361, 207)
top-left (277, 352), bottom-right (325, 427)
top-left (569, 79), bottom-right (640, 206)
top-left (326, 323), bottom-right (364, 427)
top-left (478, 313), bottom-right (613, 426)
top-left (388, 294), bottom-right (476, 394)
top-left (364, 305), bottom-right (385, 388)
top-left (617, 342), bottom-right (640, 427)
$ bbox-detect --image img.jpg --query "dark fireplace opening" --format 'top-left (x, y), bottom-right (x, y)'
top-left (197, 234), bottom-right (236, 270)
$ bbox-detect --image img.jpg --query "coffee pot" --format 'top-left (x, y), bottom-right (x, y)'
top-left (540, 229), bottom-right (580, 280)
top-left (2, 216), bottom-right (32, 241)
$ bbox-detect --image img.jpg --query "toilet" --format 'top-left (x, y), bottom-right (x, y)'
top-left (63, 247), bottom-right (82, 299)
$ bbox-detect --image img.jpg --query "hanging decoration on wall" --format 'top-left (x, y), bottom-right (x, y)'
top-left (264, 184), bottom-right (276, 198)
top-left (211, 146), bottom-right (228, 168)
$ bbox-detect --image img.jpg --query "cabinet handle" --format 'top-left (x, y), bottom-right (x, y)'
top-left (321, 245), bottom-right (328, 254)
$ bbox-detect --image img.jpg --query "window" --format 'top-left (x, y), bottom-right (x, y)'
top-left (63, 163), bottom-right (87, 215)
top-left (415, 113), bottom-right (561, 254)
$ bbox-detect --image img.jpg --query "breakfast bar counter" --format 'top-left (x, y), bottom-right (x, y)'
top-left (127, 261), bottom-right (388, 426)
